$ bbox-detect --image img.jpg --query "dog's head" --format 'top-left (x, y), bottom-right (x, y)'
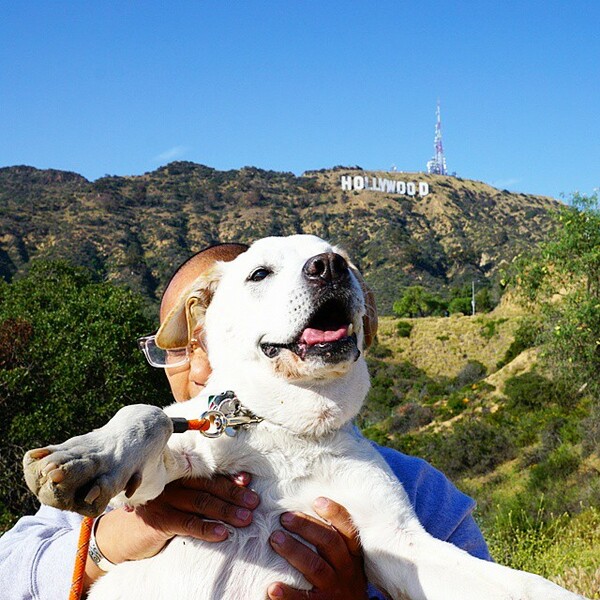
top-left (158, 235), bottom-right (378, 434)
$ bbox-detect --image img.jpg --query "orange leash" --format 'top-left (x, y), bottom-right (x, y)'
top-left (186, 418), bottom-right (211, 431)
top-left (69, 516), bottom-right (94, 600)
top-left (171, 416), bottom-right (211, 433)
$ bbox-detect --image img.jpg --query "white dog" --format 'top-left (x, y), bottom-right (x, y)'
top-left (24, 235), bottom-right (587, 599)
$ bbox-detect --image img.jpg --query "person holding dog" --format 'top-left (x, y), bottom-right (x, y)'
top-left (0, 242), bottom-right (489, 600)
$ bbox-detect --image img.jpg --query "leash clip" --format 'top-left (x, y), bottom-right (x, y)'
top-left (201, 391), bottom-right (262, 438)
top-left (199, 409), bottom-right (230, 438)
top-left (171, 391), bottom-right (262, 437)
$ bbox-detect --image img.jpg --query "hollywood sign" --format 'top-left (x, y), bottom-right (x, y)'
top-left (340, 175), bottom-right (430, 197)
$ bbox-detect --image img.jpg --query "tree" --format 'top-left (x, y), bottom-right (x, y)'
top-left (447, 296), bottom-right (471, 315)
top-left (393, 286), bottom-right (446, 318)
top-left (514, 192), bottom-right (600, 454)
top-left (0, 261), bottom-right (169, 530)
top-left (475, 287), bottom-right (494, 312)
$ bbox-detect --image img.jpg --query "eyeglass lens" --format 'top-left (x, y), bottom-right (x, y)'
top-left (142, 337), bottom-right (188, 368)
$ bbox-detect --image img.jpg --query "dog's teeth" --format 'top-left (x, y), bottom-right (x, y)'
top-left (348, 323), bottom-right (354, 336)
top-left (84, 485), bottom-right (101, 505)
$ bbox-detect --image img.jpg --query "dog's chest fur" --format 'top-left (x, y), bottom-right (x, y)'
top-left (92, 424), bottom-right (372, 600)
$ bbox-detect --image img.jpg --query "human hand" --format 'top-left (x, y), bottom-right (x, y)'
top-left (267, 497), bottom-right (368, 600)
top-left (85, 473), bottom-right (259, 585)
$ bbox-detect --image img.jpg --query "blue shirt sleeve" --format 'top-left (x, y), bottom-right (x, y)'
top-left (0, 505), bottom-right (82, 600)
top-left (366, 442), bottom-right (491, 599)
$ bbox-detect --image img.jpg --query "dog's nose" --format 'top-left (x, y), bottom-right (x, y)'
top-left (302, 252), bottom-right (349, 286)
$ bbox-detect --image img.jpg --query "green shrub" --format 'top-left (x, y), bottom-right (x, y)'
top-left (393, 286), bottom-right (446, 318)
top-left (475, 286), bottom-right (495, 312)
top-left (359, 363), bottom-right (398, 426)
top-left (448, 296), bottom-right (471, 315)
top-left (484, 503), bottom-right (600, 596)
top-left (485, 503), bottom-right (570, 575)
top-left (529, 444), bottom-right (581, 491)
top-left (509, 193), bottom-right (600, 459)
top-left (479, 317), bottom-right (508, 339)
top-left (388, 403), bottom-right (433, 434)
top-left (582, 402), bottom-right (600, 456)
top-left (399, 415), bottom-right (517, 478)
top-left (368, 337), bottom-right (392, 358)
top-left (504, 373), bottom-right (555, 410)
top-left (361, 425), bottom-right (389, 446)
top-left (497, 317), bottom-right (542, 368)
top-left (0, 261), bottom-right (169, 531)
top-left (396, 320), bottom-right (414, 338)
top-left (454, 360), bottom-right (487, 388)
top-left (446, 392), bottom-right (471, 415)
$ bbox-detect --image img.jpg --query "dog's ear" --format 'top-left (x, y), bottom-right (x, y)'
top-left (155, 268), bottom-right (221, 350)
top-left (339, 253), bottom-right (378, 349)
top-left (353, 269), bottom-right (378, 349)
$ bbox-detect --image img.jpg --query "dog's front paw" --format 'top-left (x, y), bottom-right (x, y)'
top-left (23, 404), bottom-right (173, 517)
top-left (23, 441), bottom-right (135, 517)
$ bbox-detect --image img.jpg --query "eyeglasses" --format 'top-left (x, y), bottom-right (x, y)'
top-left (137, 334), bottom-right (190, 369)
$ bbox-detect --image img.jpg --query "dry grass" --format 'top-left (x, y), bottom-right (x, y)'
top-left (551, 567), bottom-right (600, 599)
top-left (377, 312), bottom-right (523, 379)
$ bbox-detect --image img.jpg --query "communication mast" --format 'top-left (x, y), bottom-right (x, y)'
top-left (426, 101), bottom-right (448, 175)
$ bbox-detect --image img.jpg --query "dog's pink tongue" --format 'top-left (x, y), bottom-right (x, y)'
top-left (300, 326), bottom-right (348, 346)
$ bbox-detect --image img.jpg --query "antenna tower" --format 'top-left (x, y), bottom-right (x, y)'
top-left (426, 100), bottom-right (448, 175)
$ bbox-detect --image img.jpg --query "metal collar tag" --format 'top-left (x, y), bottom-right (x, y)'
top-left (203, 391), bottom-right (263, 438)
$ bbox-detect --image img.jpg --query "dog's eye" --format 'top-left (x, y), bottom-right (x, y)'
top-left (248, 267), bottom-right (271, 282)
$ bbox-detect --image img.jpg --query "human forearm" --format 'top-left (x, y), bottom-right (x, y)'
top-left (0, 506), bottom-right (81, 600)
top-left (82, 474), bottom-right (259, 591)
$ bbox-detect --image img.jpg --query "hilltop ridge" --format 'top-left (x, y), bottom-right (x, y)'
top-left (0, 162), bottom-right (559, 313)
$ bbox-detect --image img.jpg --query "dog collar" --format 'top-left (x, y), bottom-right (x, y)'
top-left (171, 391), bottom-right (263, 438)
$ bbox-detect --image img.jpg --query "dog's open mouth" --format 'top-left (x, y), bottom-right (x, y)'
top-left (261, 298), bottom-right (359, 363)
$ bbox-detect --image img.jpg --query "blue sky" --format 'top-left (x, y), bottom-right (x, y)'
top-left (1, 1), bottom-right (598, 200)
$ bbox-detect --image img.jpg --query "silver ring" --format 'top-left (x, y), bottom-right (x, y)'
top-left (200, 410), bottom-right (227, 438)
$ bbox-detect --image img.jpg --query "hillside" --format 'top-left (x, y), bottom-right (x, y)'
top-left (362, 310), bottom-right (599, 598)
top-left (0, 163), bottom-right (559, 313)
